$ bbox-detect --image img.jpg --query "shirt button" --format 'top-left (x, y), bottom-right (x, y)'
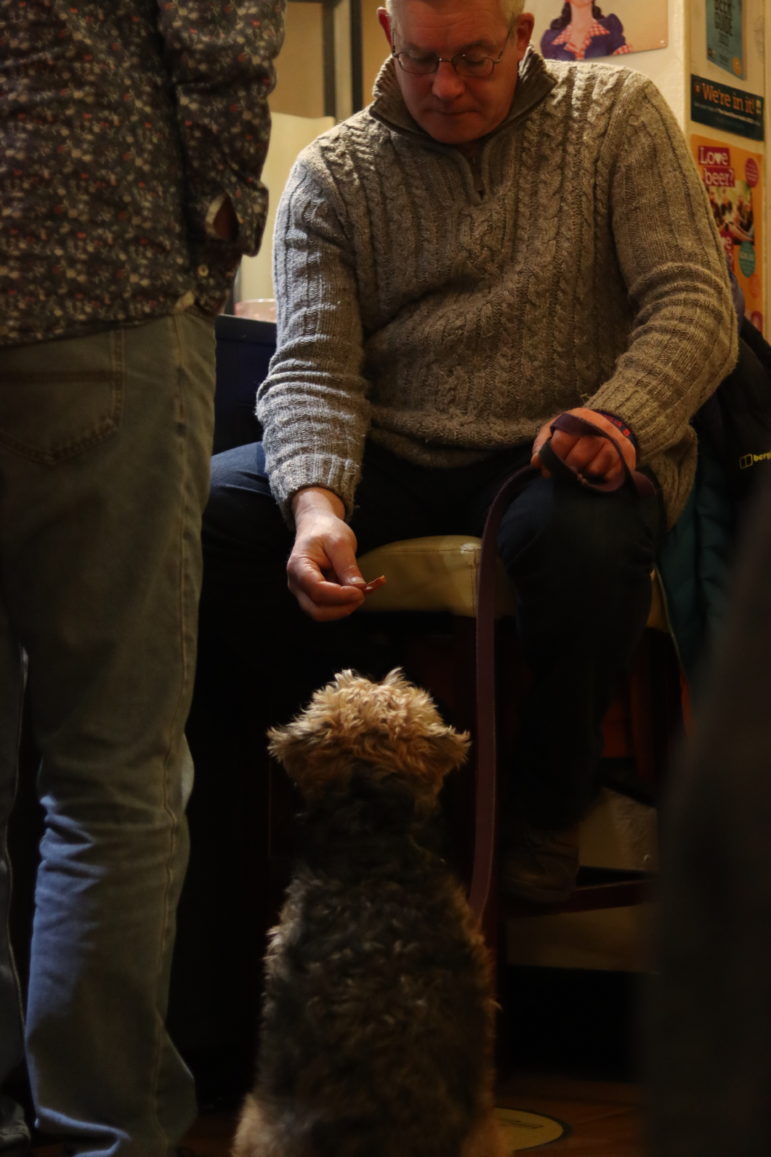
top-left (197, 264), bottom-right (209, 277)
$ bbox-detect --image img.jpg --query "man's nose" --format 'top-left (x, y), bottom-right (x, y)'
top-left (431, 60), bottom-right (465, 98)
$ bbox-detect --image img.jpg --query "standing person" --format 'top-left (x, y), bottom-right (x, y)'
top-left (646, 472), bottom-right (771, 1157)
top-left (0, 3), bottom-right (283, 1156)
top-left (200, 0), bottom-right (736, 908)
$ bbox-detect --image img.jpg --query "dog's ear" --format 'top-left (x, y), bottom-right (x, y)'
top-left (266, 717), bottom-right (319, 778)
top-left (420, 725), bottom-right (471, 777)
top-left (377, 668), bottom-right (470, 783)
top-left (392, 721), bottom-right (470, 802)
top-left (265, 670), bottom-right (364, 791)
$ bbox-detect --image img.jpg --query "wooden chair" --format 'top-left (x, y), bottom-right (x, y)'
top-left (357, 531), bottom-right (684, 943)
top-left (209, 315), bottom-right (683, 939)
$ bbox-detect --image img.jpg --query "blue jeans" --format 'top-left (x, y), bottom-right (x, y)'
top-left (200, 438), bottom-right (664, 831)
top-left (0, 311), bottom-right (216, 1157)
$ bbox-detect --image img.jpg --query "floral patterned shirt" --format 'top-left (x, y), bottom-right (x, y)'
top-left (0, 0), bottom-right (285, 346)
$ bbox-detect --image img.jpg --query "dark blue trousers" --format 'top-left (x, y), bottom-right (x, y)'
top-left (199, 439), bottom-right (663, 829)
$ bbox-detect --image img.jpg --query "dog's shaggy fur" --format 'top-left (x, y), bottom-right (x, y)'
top-left (233, 669), bottom-right (506, 1157)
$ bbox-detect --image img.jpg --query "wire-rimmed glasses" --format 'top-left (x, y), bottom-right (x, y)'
top-left (391, 31), bottom-right (512, 79)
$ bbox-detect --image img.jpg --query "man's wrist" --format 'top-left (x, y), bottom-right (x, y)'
top-left (291, 485), bottom-right (346, 523)
top-left (594, 410), bottom-right (639, 451)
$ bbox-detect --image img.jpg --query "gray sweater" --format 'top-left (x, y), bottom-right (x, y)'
top-left (258, 49), bottom-right (737, 527)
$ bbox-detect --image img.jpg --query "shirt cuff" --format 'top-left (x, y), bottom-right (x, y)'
top-left (204, 194), bottom-right (228, 240)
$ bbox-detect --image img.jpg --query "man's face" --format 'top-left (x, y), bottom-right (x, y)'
top-left (378, 0), bottom-right (534, 148)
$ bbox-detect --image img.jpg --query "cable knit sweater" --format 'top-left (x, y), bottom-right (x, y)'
top-left (258, 49), bottom-right (737, 527)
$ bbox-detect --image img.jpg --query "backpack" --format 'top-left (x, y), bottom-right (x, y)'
top-left (693, 317), bottom-right (771, 503)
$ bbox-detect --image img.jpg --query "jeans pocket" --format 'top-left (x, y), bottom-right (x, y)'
top-left (0, 329), bottom-right (123, 465)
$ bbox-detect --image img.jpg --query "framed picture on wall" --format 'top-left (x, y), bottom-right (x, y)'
top-left (526, 1), bottom-right (668, 62)
top-left (693, 134), bottom-right (765, 333)
top-left (706, 0), bottom-right (745, 80)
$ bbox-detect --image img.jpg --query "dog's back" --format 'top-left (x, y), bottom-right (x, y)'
top-left (247, 775), bottom-right (495, 1156)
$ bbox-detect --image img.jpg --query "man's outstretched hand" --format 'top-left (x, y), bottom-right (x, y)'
top-left (288, 487), bottom-right (384, 621)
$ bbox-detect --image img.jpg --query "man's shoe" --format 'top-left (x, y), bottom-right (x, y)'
top-left (0, 1097), bottom-right (31, 1157)
top-left (501, 823), bottom-right (580, 904)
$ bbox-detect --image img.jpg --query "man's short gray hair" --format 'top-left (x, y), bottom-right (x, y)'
top-left (384, 0), bottom-right (526, 26)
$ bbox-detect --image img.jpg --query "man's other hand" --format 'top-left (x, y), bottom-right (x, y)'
top-left (531, 407), bottom-right (636, 486)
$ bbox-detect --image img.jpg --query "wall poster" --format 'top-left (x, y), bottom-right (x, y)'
top-left (706, 0), bottom-right (745, 80)
top-left (692, 134), bottom-right (765, 333)
top-left (691, 75), bottom-right (764, 141)
top-left (525, 1), bottom-right (668, 62)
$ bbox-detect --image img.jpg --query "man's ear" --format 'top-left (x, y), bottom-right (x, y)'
top-left (377, 6), bottom-right (392, 46)
top-left (513, 12), bottom-right (535, 56)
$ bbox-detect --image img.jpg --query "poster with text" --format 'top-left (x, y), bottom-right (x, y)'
top-left (706, 0), bottom-right (745, 80)
top-left (691, 75), bottom-right (764, 141)
top-left (692, 134), bottom-right (765, 333)
top-left (526, 1), bottom-right (668, 62)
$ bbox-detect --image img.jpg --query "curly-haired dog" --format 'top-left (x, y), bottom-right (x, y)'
top-left (233, 668), bottom-right (507, 1157)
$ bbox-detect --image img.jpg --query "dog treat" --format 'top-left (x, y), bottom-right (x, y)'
top-left (363, 574), bottom-right (386, 593)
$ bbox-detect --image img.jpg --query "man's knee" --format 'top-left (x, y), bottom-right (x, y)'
top-left (508, 482), bottom-right (657, 571)
top-left (204, 443), bottom-right (284, 555)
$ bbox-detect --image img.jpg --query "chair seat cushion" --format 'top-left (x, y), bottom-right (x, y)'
top-left (359, 535), bottom-right (514, 618)
top-left (360, 535), bottom-right (667, 630)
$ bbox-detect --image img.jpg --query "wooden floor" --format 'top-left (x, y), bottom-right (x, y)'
top-left (177, 966), bottom-right (646, 1156)
top-left (495, 1069), bottom-right (643, 1155)
top-left (24, 966), bottom-right (645, 1156)
top-left (181, 1068), bottom-right (643, 1156)
top-left (29, 1070), bottom-right (642, 1157)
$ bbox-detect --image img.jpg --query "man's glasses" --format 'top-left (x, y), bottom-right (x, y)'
top-left (391, 31), bottom-right (511, 79)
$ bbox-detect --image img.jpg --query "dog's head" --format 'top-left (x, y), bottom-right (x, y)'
top-left (267, 668), bottom-right (469, 806)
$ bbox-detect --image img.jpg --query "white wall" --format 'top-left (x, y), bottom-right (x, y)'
top-left (237, 111), bottom-right (334, 304)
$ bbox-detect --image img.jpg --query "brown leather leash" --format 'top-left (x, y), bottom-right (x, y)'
top-left (467, 413), bottom-right (656, 921)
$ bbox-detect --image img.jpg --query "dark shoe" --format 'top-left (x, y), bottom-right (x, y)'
top-left (0, 1100), bottom-right (31, 1157)
top-left (501, 823), bottom-right (580, 904)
